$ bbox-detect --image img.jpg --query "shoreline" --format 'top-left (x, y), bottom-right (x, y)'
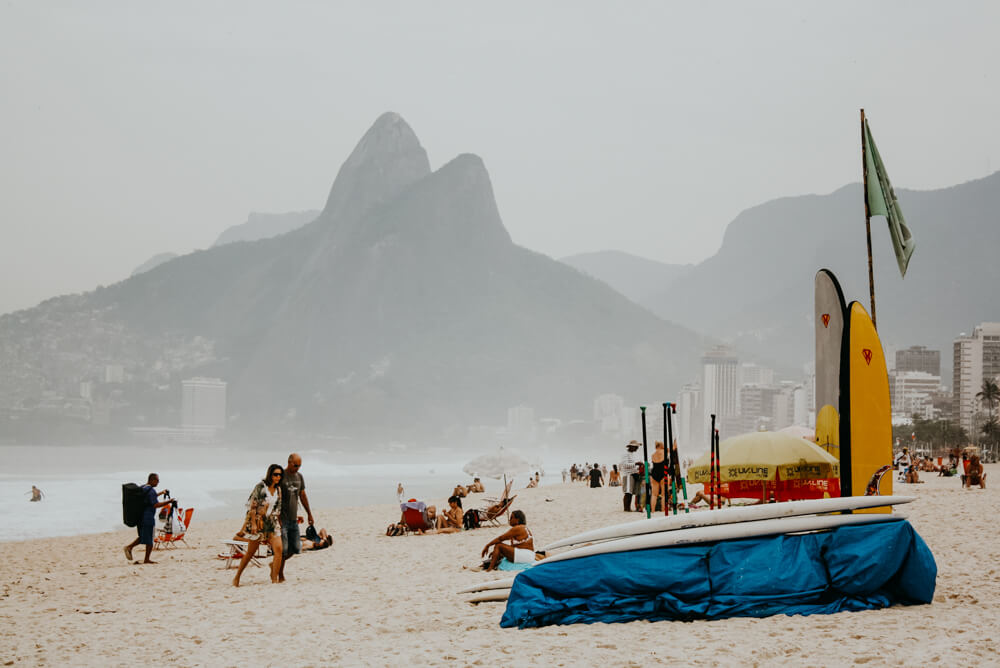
top-left (2, 467), bottom-right (996, 666)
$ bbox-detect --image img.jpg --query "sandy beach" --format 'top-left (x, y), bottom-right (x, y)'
top-left (1, 466), bottom-right (997, 667)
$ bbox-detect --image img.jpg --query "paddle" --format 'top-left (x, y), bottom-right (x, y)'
top-left (640, 406), bottom-right (652, 519)
top-left (665, 402), bottom-right (687, 514)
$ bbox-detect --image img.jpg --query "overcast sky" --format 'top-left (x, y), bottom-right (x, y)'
top-left (1, 2), bottom-right (997, 316)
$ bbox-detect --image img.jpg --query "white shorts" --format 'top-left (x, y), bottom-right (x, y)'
top-left (513, 547), bottom-right (534, 564)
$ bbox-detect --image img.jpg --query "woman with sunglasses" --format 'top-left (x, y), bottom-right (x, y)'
top-left (233, 464), bottom-right (285, 586)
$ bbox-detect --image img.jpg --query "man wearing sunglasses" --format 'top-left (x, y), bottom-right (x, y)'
top-left (277, 452), bottom-right (315, 582)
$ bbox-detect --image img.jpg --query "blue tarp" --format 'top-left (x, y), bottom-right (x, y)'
top-left (500, 520), bottom-right (936, 628)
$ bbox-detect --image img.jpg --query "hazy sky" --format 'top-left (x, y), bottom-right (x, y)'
top-left (2, 2), bottom-right (998, 316)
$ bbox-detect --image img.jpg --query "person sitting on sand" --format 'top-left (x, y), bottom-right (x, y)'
top-left (525, 477), bottom-right (537, 489)
top-left (452, 484), bottom-right (469, 498)
top-left (302, 526), bottom-right (334, 551)
top-left (481, 510), bottom-right (536, 571)
top-left (468, 478), bottom-right (485, 493)
top-left (435, 496), bottom-right (463, 533)
top-left (965, 455), bottom-right (986, 489)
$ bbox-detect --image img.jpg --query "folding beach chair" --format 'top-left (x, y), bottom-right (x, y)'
top-left (154, 507), bottom-right (193, 549)
top-left (476, 494), bottom-right (517, 527)
top-left (400, 500), bottom-right (433, 533)
top-left (219, 539), bottom-right (269, 569)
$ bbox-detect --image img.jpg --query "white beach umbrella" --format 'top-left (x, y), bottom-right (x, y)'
top-left (462, 446), bottom-right (532, 480)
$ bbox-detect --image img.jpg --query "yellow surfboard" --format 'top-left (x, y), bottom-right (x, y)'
top-left (840, 301), bottom-right (892, 512)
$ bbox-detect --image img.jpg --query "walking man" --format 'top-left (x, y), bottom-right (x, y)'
top-left (124, 473), bottom-right (174, 564)
top-left (277, 453), bottom-right (315, 582)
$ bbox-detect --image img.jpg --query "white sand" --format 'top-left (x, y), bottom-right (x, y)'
top-left (1, 466), bottom-right (997, 667)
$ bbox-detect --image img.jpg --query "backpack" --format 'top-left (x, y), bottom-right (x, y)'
top-left (122, 483), bottom-right (147, 527)
top-left (462, 509), bottom-right (481, 530)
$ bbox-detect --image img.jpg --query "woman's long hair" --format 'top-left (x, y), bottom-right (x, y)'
top-left (265, 463), bottom-right (285, 486)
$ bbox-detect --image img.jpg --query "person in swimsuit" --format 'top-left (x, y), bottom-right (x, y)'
top-left (650, 441), bottom-right (666, 512)
top-left (233, 464), bottom-right (284, 586)
top-left (435, 496), bottom-right (463, 533)
top-left (481, 510), bottom-right (535, 571)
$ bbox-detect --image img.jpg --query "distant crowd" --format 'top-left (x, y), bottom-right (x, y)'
top-left (894, 447), bottom-right (986, 488)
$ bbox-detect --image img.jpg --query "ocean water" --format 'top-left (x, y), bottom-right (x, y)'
top-left (0, 445), bottom-right (559, 542)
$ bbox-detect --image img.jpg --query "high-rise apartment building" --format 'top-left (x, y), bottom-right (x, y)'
top-left (677, 383), bottom-right (703, 451)
top-left (181, 377), bottom-right (227, 430)
top-left (702, 347), bottom-right (739, 440)
top-left (953, 323), bottom-right (1000, 434)
top-left (896, 346), bottom-right (941, 376)
top-left (891, 371), bottom-right (941, 420)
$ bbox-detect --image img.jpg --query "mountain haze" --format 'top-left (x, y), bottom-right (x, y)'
top-left (0, 113), bottom-right (707, 440)
top-left (560, 251), bottom-right (692, 306)
top-left (644, 172), bottom-right (1000, 379)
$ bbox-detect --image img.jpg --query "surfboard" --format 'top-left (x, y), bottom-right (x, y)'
top-left (541, 495), bottom-right (914, 551)
top-left (466, 590), bottom-right (512, 603)
top-left (840, 301), bottom-right (893, 512)
top-left (457, 576), bottom-right (517, 594)
top-left (538, 513), bottom-right (904, 565)
top-left (815, 269), bottom-right (847, 459)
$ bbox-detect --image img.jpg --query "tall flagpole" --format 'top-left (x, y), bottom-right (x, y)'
top-left (861, 108), bottom-right (877, 330)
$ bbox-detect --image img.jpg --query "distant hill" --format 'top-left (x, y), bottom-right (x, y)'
top-left (642, 172), bottom-right (1000, 380)
top-left (130, 252), bottom-right (178, 277)
top-left (0, 113), bottom-right (708, 440)
top-left (212, 210), bottom-right (319, 247)
top-left (560, 251), bottom-right (692, 306)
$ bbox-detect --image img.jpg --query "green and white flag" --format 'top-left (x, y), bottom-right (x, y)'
top-left (863, 119), bottom-right (915, 277)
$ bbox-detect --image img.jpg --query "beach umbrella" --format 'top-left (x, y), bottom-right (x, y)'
top-left (778, 425), bottom-right (818, 442)
top-left (687, 431), bottom-right (840, 501)
top-left (463, 446), bottom-right (532, 481)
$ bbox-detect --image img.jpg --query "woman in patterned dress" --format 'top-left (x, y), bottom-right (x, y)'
top-left (232, 464), bottom-right (284, 586)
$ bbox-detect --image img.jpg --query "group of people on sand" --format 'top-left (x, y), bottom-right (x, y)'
top-left (388, 477), bottom-right (486, 536)
top-left (895, 447), bottom-right (987, 488)
top-left (121, 452), bottom-right (330, 583)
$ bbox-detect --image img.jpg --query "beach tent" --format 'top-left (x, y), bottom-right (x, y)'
top-left (500, 520), bottom-right (936, 628)
top-left (688, 431), bottom-right (840, 501)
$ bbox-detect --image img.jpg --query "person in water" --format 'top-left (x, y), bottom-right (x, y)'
top-left (28, 486), bottom-right (43, 502)
top-left (481, 509), bottom-right (535, 571)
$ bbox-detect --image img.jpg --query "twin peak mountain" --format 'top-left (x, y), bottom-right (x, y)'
top-left (35, 113), bottom-right (704, 436)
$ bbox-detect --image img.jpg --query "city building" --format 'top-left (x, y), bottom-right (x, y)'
top-left (890, 371), bottom-right (942, 420)
top-left (506, 404), bottom-right (536, 442)
top-left (702, 347), bottom-right (739, 440)
top-left (181, 377), bottom-right (227, 430)
top-left (896, 346), bottom-right (941, 376)
top-left (738, 384), bottom-right (783, 434)
top-left (676, 383), bottom-right (703, 450)
top-left (593, 394), bottom-right (625, 421)
top-left (739, 363), bottom-right (774, 387)
top-left (952, 323), bottom-right (1000, 435)
top-left (104, 364), bottom-right (125, 384)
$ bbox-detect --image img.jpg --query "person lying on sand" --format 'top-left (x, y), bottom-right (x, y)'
top-left (481, 510), bottom-right (537, 571)
top-left (302, 526), bottom-right (333, 551)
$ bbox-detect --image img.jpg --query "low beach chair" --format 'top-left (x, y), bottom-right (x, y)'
top-left (219, 539), bottom-right (269, 569)
top-left (154, 507), bottom-right (193, 549)
top-left (476, 494), bottom-right (516, 527)
top-left (400, 501), bottom-right (433, 533)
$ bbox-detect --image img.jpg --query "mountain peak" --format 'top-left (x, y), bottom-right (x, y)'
top-left (319, 112), bottom-right (432, 225)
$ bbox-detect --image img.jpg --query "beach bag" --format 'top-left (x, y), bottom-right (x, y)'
top-left (463, 509), bottom-right (481, 530)
top-left (122, 483), bottom-right (146, 527)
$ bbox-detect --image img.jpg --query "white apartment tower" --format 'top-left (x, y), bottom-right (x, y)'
top-left (953, 323), bottom-right (1000, 434)
top-left (702, 347), bottom-right (739, 440)
top-left (181, 377), bottom-right (227, 430)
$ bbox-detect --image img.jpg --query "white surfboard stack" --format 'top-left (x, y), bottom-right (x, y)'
top-left (458, 495), bottom-right (915, 603)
